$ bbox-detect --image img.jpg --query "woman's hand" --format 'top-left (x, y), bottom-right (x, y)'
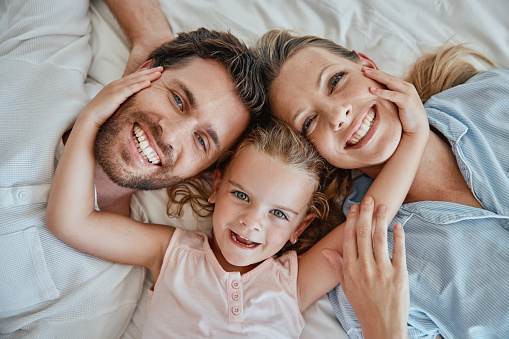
top-left (322, 196), bottom-right (410, 339)
top-left (363, 67), bottom-right (428, 136)
top-left (78, 67), bottom-right (163, 128)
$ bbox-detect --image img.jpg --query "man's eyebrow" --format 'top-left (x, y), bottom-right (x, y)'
top-left (206, 127), bottom-right (220, 149)
top-left (173, 79), bottom-right (195, 106)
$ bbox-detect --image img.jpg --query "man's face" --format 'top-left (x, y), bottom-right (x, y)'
top-left (95, 57), bottom-right (250, 190)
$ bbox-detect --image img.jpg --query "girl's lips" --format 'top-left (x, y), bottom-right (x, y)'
top-left (229, 230), bottom-right (260, 249)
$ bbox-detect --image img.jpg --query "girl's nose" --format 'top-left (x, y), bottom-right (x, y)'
top-left (239, 210), bottom-right (263, 232)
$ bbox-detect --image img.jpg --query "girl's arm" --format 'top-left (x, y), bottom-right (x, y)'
top-left (298, 69), bottom-right (427, 311)
top-left (46, 68), bottom-right (174, 279)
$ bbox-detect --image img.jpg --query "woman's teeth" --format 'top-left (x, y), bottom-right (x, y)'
top-left (347, 109), bottom-right (375, 146)
top-left (231, 231), bottom-right (258, 248)
top-left (133, 123), bottom-right (161, 165)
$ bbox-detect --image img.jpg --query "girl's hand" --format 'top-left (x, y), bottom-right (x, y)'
top-left (80, 67), bottom-right (163, 127)
top-left (322, 196), bottom-right (410, 339)
top-left (363, 67), bottom-right (428, 136)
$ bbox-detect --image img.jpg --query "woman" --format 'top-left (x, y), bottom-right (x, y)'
top-left (256, 30), bottom-right (509, 338)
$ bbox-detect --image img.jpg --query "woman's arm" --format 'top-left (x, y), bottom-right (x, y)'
top-left (298, 70), bottom-right (427, 310)
top-left (106, 0), bottom-right (174, 76)
top-left (322, 203), bottom-right (409, 339)
top-left (46, 68), bottom-right (173, 277)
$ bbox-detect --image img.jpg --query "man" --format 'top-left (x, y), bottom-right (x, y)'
top-left (0, 0), bottom-right (263, 337)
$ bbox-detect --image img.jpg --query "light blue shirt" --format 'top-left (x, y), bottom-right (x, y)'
top-left (329, 69), bottom-right (509, 339)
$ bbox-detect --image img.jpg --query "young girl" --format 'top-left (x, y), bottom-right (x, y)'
top-left (47, 64), bottom-right (428, 337)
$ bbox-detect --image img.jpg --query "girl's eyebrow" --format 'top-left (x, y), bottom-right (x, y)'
top-left (228, 180), bottom-right (299, 215)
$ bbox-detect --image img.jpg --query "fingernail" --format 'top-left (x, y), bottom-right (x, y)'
top-left (394, 223), bottom-right (402, 230)
top-left (369, 86), bottom-right (377, 92)
top-left (350, 204), bottom-right (359, 212)
top-left (364, 196), bottom-right (373, 204)
top-left (378, 205), bottom-right (386, 212)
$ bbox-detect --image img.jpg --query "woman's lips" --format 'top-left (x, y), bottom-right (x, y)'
top-left (346, 108), bottom-right (376, 146)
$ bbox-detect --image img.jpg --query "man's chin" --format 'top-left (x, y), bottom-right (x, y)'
top-left (104, 168), bottom-right (183, 191)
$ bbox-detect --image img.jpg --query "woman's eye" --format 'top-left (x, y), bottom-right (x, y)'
top-left (302, 116), bottom-right (315, 137)
top-left (234, 191), bottom-right (248, 201)
top-left (271, 209), bottom-right (287, 220)
top-left (173, 93), bottom-right (183, 109)
top-left (330, 72), bottom-right (344, 89)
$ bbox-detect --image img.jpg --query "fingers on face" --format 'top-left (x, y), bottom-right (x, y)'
top-left (109, 66), bottom-right (163, 98)
top-left (363, 67), bottom-right (418, 105)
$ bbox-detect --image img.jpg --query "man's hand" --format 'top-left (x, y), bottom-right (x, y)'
top-left (106, 0), bottom-right (174, 76)
top-left (322, 197), bottom-right (409, 339)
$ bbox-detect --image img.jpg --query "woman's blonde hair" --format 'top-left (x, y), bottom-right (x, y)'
top-left (167, 119), bottom-right (345, 255)
top-left (255, 29), bottom-right (494, 204)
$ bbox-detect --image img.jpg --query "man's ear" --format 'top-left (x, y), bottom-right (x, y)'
top-left (290, 213), bottom-right (316, 243)
top-left (355, 51), bottom-right (379, 70)
top-left (208, 169), bottom-right (223, 204)
top-left (135, 59), bottom-right (155, 72)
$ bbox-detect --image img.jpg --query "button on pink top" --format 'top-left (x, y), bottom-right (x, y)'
top-left (142, 228), bottom-right (304, 338)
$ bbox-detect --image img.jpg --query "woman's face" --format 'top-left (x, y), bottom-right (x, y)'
top-left (270, 47), bottom-right (402, 170)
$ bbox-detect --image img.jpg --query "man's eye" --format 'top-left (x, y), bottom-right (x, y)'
top-left (173, 93), bottom-right (183, 109)
top-left (197, 135), bottom-right (206, 149)
top-left (234, 191), bottom-right (248, 201)
top-left (301, 116), bottom-right (315, 137)
top-left (271, 209), bottom-right (287, 220)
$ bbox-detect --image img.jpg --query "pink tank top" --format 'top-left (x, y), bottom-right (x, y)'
top-left (142, 228), bottom-right (304, 338)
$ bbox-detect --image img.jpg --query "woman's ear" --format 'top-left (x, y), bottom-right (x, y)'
top-left (208, 169), bottom-right (222, 204)
top-left (135, 59), bottom-right (155, 72)
top-left (355, 51), bottom-right (379, 70)
top-left (291, 213), bottom-right (316, 243)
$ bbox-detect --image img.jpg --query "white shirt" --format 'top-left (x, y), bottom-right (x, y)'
top-left (0, 0), bottom-right (145, 337)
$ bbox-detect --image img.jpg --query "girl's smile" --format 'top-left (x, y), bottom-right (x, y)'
top-left (208, 146), bottom-right (316, 270)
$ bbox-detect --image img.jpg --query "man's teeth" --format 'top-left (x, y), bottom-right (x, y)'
top-left (231, 231), bottom-right (258, 248)
top-left (133, 124), bottom-right (161, 165)
top-left (347, 109), bottom-right (375, 146)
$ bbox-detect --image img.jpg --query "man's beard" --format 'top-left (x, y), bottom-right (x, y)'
top-left (94, 98), bottom-right (183, 190)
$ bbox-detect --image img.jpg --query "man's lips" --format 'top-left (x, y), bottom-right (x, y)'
top-left (230, 230), bottom-right (260, 249)
top-left (346, 107), bottom-right (376, 146)
top-left (133, 123), bottom-right (161, 165)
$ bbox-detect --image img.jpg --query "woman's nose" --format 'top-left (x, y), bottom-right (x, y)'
top-left (325, 103), bottom-right (351, 131)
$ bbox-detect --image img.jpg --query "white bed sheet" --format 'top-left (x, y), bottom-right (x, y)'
top-left (87, 0), bottom-right (509, 337)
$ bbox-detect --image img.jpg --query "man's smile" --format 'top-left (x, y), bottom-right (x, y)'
top-left (133, 123), bottom-right (161, 165)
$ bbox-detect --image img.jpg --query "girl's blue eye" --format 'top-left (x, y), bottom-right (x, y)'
top-left (302, 116), bottom-right (315, 137)
top-left (234, 191), bottom-right (248, 201)
top-left (272, 209), bottom-right (287, 220)
top-left (173, 93), bottom-right (183, 109)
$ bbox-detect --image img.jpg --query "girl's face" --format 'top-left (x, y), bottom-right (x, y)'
top-left (208, 147), bottom-right (316, 269)
top-left (270, 47), bottom-right (402, 170)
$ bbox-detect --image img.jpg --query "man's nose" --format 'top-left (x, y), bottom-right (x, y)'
top-left (161, 117), bottom-right (196, 154)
